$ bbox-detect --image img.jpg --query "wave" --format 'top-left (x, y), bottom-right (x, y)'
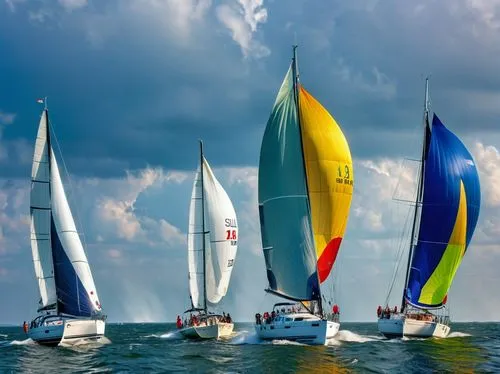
top-left (447, 332), bottom-right (471, 338)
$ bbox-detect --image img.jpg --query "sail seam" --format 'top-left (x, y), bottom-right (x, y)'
top-left (262, 194), bottom-right (308, 204)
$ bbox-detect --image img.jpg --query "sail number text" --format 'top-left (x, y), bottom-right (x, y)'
top-left (336, 165), bottom-right (353, 186)
top-left (225, 218), bottom-right (237, 245)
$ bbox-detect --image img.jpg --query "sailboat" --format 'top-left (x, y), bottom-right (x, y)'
top-left (378, 79), bottom-right (481, 338)
top-left (254, 46), bottom-right (354, 345)
top-left (178, 141), bottom-right (238, 339)
top-left (26, 103), bottom-right (106, 346)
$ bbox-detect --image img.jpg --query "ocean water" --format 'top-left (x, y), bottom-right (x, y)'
top-left (0, 322), bottom-right (499, 373)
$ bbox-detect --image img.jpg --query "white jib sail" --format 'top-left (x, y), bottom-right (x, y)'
top-left (187, 158), bottom-right (239, 309)
top-left (50, 151), bottom-right (102, 312)
top-left (202, 158), bottom-right (238, 305)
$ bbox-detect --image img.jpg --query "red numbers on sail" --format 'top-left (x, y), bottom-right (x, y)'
top-left (226, 230), bottom-right (237, 240)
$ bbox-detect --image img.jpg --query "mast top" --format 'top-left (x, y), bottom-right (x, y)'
top-left (424, 77), bottom-right (430, 115)
top-left (292, 45), bottom-right (299, 84)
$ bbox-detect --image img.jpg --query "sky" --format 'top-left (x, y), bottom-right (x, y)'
top-left (1, 0), bottom-right (500, 324)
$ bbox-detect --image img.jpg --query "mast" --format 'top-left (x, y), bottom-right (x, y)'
top-left (292, 45), bottom-right (323, 316)
top-left (401, 78), bottom-right (430, 313)
top-left (44, 105), bottom-right (58, 315)
top-left (199, 140), bottom-right (207, 313)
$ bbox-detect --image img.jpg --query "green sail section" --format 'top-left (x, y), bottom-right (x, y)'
top-left (258, 65), bottom-right (320, 301)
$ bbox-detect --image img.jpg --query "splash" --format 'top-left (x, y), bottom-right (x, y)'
top-left (10, 338), bottom-right (34, 345)
top-left (60, 336), bottom-right (112, 349)
top-left (446, 332), bottom-right (471, 338)
top-left (229, 330), bottom-right (262, 345)
top-left (334, 330), bottom-right (384, 343)
top-left (160, 330), bottom-right (183, 340)
top-left (271, 339), bottom-right (305, 346)
top-left (228, 330), bottom-right (306, 345)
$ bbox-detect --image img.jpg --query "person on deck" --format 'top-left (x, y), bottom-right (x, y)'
top-left (393, 306), bottom-right (398, 314)
top-left (377, 305), bottom-right (382, 318)
top-left (332, 304), bottom-right (339, 316)
top-left (176, 315), bottom-right (183, 329)
top-left (255, 313), bottom-right (262, 325)
top-left (226, 313), bottom-right (232, 323)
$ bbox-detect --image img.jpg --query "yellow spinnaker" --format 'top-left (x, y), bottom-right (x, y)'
top-left (298, 86), bottom-right (354, 283)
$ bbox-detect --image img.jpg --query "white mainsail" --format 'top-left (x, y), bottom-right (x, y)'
top-left (30, 109), bottom-right (102, 316)
top-left (30, 110), bottom-right (57, 309)
top-left (187, 155), bottom-right (238, 309)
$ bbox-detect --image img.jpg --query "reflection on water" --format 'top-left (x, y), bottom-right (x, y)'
top-left (17, 341), bottom-right (105, 373)
top-left (417, 333), bottom-right (487, 372)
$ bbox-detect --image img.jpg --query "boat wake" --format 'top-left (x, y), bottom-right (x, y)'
top-left (228, 330), bottom-right (261, 345)
top-left (60, 336), bottom-right (112, 349)
top-left (160, 331), bottom-right (183, 340)
top-left (334, 330), bottom-right (384, 343)
top-left (447, 332), bottom-right (471, 338)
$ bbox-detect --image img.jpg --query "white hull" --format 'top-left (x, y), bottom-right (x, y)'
top-left (179, 322), bottom-right (233, 339)
top-left (255, 313), bottom-right (339, 345)
top-left (28, 316), bottom-right (106, 346)
top-left (378, 315), bottom-right (450, 338)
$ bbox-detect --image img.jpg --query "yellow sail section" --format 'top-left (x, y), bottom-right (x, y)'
top-left (418, 181), bottom-right (468, 305)
top-left (298, 86), bottom-right (354, 283)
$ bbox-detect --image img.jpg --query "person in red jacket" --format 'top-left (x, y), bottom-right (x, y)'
top-left (176, 315), bottom-right (183, 329)
top-left (332, 304), bottom-right (339, 315)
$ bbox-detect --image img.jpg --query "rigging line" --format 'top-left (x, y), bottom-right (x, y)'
top-left (384, 178), bottom-right (415, 306)
top-left (385, 204), bottom-right (413, 306)
top-left (48, 118), bottom-right (88, 254)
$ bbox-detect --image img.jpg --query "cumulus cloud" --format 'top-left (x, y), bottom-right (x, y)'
top-left (216, 0), bottom-right (270, 58)
top-left (473, 142), bottom-right (500, 207)
top-left (96, 167), bottom-right (188, 246)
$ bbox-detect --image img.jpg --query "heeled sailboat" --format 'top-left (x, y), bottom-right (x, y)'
top-left (26, 101), bottom-right (106, 346)
top-left (378, 79), bottom-right (481, 338)
top-left (254, 46), bottom-right (354, 345)
top-left (178, 141), bottom-right (238, 339)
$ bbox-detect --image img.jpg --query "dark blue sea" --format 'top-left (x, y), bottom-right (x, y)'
top-left (0, 322), bottom-right (498, 373)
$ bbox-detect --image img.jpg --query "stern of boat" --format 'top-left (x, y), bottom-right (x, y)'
top-left (254, 315), bottom-right (330, 345)
top-left (378, 315), bottom-right (404, 338)
top-left (59, 319), bottom-right (106, 345)
top-left (28, 319), bottom-right (65, 346)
